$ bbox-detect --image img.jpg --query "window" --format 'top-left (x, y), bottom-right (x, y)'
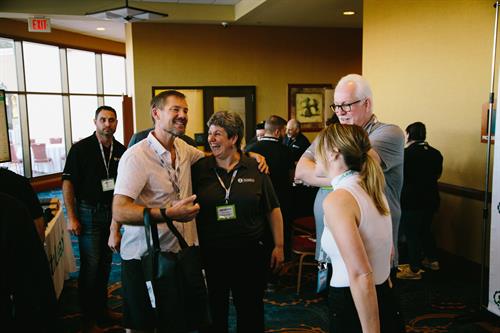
top-left (23, 42), bottom-right (62, 93)
top-left (67, 49), bottom-right (97, 94)
top-left (1, 37), bottom-right (126, 178)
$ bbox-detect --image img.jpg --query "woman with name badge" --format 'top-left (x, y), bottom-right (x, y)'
top-left (192, 111), bottom-right (284, 333)
top-left (316, 124), bottom-right (401, 333)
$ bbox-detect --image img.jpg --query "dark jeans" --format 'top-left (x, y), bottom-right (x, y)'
top-left (328, 280), bottom-right (404, 333)
top-left (401, 209), bottom-right (438, 271)
top-left (77, 202), bottom-right (112, 320)
top-left (201, 242), bottom-right (266, 333)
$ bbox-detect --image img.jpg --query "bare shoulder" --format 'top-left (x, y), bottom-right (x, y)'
top-left (323, 189), bottom-right (360, 224)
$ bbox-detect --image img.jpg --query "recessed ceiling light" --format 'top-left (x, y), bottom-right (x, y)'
top-left (343, 11), bottom-right (356, 16)
top-left (96, 27), bottom-right (106, 31)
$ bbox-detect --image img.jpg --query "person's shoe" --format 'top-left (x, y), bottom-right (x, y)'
top-left (422, 258), bottom-right (440, 271)
top-left (396, 266), bottom-right (423, 280)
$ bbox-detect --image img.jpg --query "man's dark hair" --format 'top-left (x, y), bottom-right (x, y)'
top-left (150, 90), bottom-right (186, 111)
top-left (256, 121), bottom-right (265, 130)
top-left (265, 115), bottom-right (287, 133)
top-left (95, 106), bottom-right (117, 119)
top-left (406, 122), bottom-right (426, 141)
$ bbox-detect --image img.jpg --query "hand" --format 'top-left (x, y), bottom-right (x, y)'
top-left (270, 246), bottom-right (284, 273)
top-left (108, 229), bottom-right (122, 253)
top-left (167, 195), bottom-right (200, 222)
top-left (67, 217), bottom-right (81, 236)
top-left (248, 152), bottom-right (269, 174)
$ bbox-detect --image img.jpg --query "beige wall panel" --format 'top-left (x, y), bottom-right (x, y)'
top-left (363, 0), bottom-right (494, 262)
top-left (129, 23), bottom-right (362, 133)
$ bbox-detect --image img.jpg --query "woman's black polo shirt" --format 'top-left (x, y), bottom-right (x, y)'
top-left (192, 154), bottom-right (280, 249)
top-left (62, 132), bottom-right (126, 206)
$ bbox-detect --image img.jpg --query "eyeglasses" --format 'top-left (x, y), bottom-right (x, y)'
top-left (330, 99), bottom-right (365, 113)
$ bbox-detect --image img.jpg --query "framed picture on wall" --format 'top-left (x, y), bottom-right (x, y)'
top-left (288, 84), bottom-right (333, 132)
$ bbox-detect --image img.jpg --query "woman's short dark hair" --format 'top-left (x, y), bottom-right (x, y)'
top-left (406, 122), bottom-right (426, 141)
top-left (207, 111), bottom-right (244, 150)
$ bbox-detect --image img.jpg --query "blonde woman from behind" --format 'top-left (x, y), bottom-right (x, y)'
top-left (317, 124), bottom-right (403, 333)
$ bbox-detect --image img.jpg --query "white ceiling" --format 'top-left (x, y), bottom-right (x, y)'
top-left (0, 0), bottom-right (362, 43)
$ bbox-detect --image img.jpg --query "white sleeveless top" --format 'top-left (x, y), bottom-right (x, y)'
top-left (321, 172), bottom-right (392, 287)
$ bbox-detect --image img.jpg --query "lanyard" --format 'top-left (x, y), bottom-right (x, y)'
top-left (98, 141), bottom-right (113, 179)
top-left (363, 115), bottom-right (379, 136)
top-left (147, 137), bottom-right (181, 199)
top-left (259, 137), bottom-right (279, 142)
top-left (215, 169), bottom-right (238, 204)
top-left (331, 169), bottom-right (357, 190)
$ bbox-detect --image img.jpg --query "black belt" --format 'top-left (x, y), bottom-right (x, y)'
top-left (78, 200), bottom-right (111, 210)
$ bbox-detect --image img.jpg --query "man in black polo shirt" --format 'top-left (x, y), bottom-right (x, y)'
top-left (62, 106), bottom-right (126, 332)
top-left (247, 115), bottom-right (294, 259)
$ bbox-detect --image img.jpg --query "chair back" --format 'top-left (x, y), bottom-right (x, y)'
top-left (49, 137), bottom-right (62, 144)
top-left (31, 143), bottom-right (50, 162)
top-left (10, 144), bottom-right (21, 163)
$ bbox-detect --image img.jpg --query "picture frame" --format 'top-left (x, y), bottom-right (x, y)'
top-left (288, 84), bottom-right (333, 132)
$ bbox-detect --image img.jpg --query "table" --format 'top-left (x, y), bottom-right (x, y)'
top-left (44, 201), bottom-right (76, 299)
top-left (46, 143), bottom-right (66, 171)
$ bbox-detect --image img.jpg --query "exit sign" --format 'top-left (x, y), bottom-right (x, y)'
top-left (28, 17), bottom-right (51, 33)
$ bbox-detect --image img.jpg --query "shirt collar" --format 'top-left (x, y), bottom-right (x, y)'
top-left (207, 152), bottom-right (251, 172)
top-left (363, 114), bottom-right (378, 134)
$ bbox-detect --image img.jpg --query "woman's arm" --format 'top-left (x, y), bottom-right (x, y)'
top-left (323, 190), bottom-right (380, 333)
top-left (267, 207), bottom-right (284, 271)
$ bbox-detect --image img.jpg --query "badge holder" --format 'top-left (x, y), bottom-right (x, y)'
top-left (317, 248), bottom-right (329, 293)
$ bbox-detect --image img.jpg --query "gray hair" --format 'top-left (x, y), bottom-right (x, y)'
top-left (207, 111), bottom-right (244, 151)
top-left (336, 74), bottom-right (373, 103)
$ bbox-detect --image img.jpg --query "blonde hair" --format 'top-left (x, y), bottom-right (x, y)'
top-left (317, 124), bottom-right (389, 216)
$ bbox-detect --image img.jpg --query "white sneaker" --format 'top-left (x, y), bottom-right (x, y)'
top-left (422, 258), bottom-right (440, 271)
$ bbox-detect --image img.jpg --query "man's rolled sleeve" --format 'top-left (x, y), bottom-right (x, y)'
top-left (370, 124), bottom-right (405, 172)
top-left (114, 151), bottom-right (147, 201)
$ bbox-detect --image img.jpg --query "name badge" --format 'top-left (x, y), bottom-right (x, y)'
top-left (101, 178), bottom-right (115, 192)
top-left (216, 204), bottom-right (237, 221)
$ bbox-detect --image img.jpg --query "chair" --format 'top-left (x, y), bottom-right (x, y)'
top-left (292, 235), bottom-right (317, 294)
top-left (9, 144), bottom-right (23, 173)
top-left (31, 143), bottom-right (53, 171)
top-left (293, 216), bottom-right (315, 237)
top-left (49, 137), bottom-right (62, 144)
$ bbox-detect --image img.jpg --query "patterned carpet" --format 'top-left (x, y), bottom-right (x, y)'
top-left (39, 190), bottom-right (500, 332)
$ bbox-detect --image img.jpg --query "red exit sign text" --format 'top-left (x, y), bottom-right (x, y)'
top-left (28, 17), bottom-right (51, 33)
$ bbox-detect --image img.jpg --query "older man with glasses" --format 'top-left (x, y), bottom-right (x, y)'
top-left (295, 74), bottom-right (405, 273)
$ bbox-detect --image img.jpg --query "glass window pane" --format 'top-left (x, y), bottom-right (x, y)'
top-left (67, 49), bottom-right (97, 94)
top-left (27, 94), bottom-right (65, 176)
top-left (0, 94), bottom-right (24, 175)
top-left (104, 96), bottom-right (124, 144)
top-left (23, 42), bottom-right (61, 92)
top-left (69, 96), bottom-right (98, 144)
top-left (102, 54), bottom-right (126, 95)
top-left (0, 38), bottom-right (18, 91)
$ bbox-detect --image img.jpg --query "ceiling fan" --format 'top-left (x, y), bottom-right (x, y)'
top-left (86, 0), bottom-right (168, 22)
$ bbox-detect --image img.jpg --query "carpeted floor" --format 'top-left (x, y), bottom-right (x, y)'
top-left (40, 190), bottom-right (500, 332)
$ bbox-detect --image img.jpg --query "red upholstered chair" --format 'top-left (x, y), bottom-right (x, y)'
top-left (49, 137), bottom-right (62, 144)
top-left (293, 216), bottom-right (316, 237)
top-left (9, 144), bottom-right (23, 173)
top-left (31, 143), bottom-right (53, 171)
top-left (292, 235), bottom-right (317, 294)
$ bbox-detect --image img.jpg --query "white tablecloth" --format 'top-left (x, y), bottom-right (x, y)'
top-left (44, 202), bottom-right (76, 299)
top-left (46, 143), bottom-right (66, 172)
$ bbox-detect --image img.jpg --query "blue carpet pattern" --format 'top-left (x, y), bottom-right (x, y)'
top-left (38, 190), bottom-right (500, 333)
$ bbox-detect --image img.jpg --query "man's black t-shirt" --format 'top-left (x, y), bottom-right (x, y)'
top-left (62, 132), bottom-right (126, 205)
top-left (246, 137), bottom-right (294, 216)
top-left (0, 168), bottom-right (43, 220)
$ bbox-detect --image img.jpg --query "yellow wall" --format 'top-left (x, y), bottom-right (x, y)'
top-left (128, 23), bottom-right (362, 133)
top-left (363, 0), bottom-right (493, 262)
